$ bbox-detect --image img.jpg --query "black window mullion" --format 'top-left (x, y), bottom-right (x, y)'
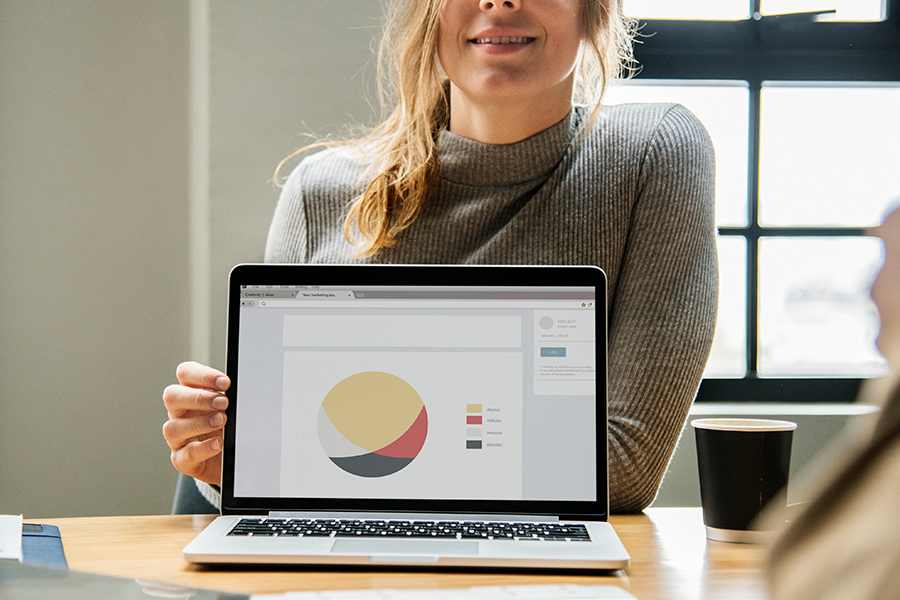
top-left (699, 378), bottom-right (864, 403)
top-left (747, 80), bottom-right (761, 378)
top-left (723, 227), bottom-right (871, 237)
top-left (630, 0), bottom-right (899, 402)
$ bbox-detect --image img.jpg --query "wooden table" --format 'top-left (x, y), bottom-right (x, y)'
top-left (36, 508), bottom-right (766, 599)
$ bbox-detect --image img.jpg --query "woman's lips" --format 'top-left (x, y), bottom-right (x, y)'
top-left (467, 37), bottom-right (536, 55)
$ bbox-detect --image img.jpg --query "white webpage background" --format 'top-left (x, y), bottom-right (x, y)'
top-left (279, 350), bottom-right (523, 500)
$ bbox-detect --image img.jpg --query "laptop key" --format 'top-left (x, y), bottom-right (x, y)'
top-left (302, 530), bottom-right (332, 537)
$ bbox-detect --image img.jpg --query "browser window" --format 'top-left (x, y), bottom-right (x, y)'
top-left (233, 285), bottom-right (598, 502)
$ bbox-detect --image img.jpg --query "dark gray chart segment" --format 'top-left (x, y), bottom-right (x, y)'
top-left (330, 453), bottom-right (414, 478)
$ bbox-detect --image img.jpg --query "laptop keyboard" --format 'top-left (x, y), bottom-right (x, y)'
top-left (227, 518), bottom-right (591, 542)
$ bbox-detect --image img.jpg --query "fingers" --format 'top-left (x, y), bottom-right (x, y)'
top-left (175, 361), bottom-right (230, 392)
top-left (162, 412), bottom-right (227, 450)
top-left (170, 436), bottom-right (222, 478)
top-left (163, 361), bottom-right (229, 483)
top-left (163, 384), bottom-right (228, 417)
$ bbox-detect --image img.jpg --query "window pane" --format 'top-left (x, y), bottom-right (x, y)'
top-left (759, 83), bottom-right (900, 227)
top-left (623, 0), bottom-right (749, 20)
top-left (604, 80), bottom-right (749, 227)
top-left (758, 237), bottom-right (887, 377)
top-left (761, 0), bottom-right (886, 21)
top-left (704, 236), bottom-right (747, 378)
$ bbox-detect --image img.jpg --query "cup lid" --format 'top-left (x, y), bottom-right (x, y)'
top-left (690, 418), bottom-right (797, 432)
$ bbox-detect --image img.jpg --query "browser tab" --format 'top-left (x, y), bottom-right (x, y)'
top-left (294, 290), bottom-right (355, 300)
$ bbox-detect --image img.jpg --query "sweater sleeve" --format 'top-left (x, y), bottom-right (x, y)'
top-left (194, 478), bottom-right (221, 509)
top-left (264, 157), bottom-right (310, 263)
top-left (606, 104), bottom-right (718, 512)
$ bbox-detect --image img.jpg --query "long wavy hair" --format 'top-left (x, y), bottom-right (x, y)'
top-left (273, 0), bottom-right (636, 258)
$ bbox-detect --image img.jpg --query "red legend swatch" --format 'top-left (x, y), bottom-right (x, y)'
top-left (466, 415), bottom-right (483, 425)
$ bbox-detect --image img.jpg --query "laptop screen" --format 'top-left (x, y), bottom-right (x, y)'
top-left (232, 284), bottom-right (598, 503)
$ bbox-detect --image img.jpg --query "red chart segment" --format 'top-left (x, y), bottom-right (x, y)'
top-left (373, 407), bottom-right (428, 459)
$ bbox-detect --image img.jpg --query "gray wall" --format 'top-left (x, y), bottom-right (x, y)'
top-left (0, 0), bottom-right (190, 517)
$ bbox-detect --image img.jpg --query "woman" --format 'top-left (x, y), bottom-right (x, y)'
top-left (162, 0), bottom-right (717, 512)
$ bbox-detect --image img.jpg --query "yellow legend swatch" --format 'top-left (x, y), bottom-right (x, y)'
top-left (466, 403), bottom-right (483, 413)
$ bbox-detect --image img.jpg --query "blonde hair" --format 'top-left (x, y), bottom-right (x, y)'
top-left (273, 0), bottom-right (636, 258)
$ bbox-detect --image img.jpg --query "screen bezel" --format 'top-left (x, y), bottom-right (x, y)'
top-left (220, 264), bottom-right (609, 520)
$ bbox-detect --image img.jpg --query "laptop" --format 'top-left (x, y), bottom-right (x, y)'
top-left (183, 264), bottom-right (629, 570)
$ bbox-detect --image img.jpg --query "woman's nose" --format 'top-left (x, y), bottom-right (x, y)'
top-left (479, 0), bottom-right (521, 12)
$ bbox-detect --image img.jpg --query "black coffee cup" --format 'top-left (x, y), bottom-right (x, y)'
top-left (691, 418), bottom-right (796, 543)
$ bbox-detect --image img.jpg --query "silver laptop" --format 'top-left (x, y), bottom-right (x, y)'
top-left (183, 264), bottom-right (629, 570)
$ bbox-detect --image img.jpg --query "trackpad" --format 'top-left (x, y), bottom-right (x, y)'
top-left (332, 539), bottom-right (478, 556)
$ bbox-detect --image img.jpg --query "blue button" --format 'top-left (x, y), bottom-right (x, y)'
top-left (540, 347), bottom-right (567, 357)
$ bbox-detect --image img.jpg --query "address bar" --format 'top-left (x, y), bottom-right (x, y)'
top-left (254, 299), bottom-right (589, 309)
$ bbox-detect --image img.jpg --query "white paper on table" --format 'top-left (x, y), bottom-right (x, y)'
top-left (0, 515), bottom-right (23, 561)
top-left (251, 583), bottom-right (636, 599)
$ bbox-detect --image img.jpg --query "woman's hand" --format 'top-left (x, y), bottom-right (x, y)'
top-left (162, 361), bottom-right (230, 485)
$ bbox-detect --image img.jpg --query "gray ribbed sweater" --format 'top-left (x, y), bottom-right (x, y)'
top-left (252, 102), bottom-right (717, 512)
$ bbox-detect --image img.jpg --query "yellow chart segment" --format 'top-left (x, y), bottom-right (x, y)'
top-left (322, 371), bottom-right (423, 451)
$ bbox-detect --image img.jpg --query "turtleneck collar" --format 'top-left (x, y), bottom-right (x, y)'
top-left (436, 105), bottom-right (585, 187)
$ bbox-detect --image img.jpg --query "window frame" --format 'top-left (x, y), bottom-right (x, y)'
top-left (628, 0), bottom-right (900, 402)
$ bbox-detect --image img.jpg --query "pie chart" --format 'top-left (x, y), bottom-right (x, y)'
top-left (317, 371), bottom-right (428, 477)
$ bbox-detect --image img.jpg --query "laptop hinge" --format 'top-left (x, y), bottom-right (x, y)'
top-left (267, 511), bottom-right (560, 522)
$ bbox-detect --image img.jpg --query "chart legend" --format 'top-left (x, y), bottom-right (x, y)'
top-left (465, 403), bottom-right (483, 449)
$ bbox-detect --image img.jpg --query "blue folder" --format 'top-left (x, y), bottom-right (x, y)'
top-left (21, 523), bottom-right (67, 570)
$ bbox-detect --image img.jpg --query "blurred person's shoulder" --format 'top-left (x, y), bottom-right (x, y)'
top-left (770, 387), bottom-right (900, 600)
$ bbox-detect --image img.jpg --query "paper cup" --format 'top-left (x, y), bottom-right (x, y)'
top-left (692, 418), bottom-right (796, 543)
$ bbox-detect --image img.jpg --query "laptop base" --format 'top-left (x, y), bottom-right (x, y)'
top-left (184, 516), bottom-right (629, 571)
